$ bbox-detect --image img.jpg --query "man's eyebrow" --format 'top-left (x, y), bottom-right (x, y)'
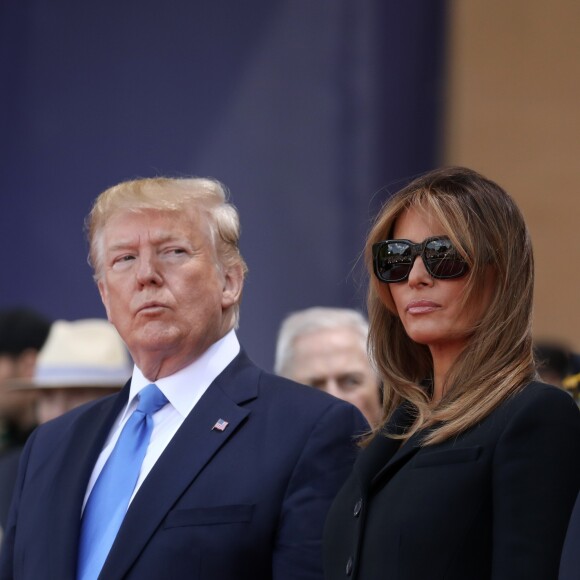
top-left (105, 233), bottom-right (185, 252)
top-left (337, 372), bottom-right (364, 380)
top-left (106, 240), bottom-right (134, 252)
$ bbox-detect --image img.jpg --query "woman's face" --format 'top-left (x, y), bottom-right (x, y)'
top-left (380, 207), bottom-right (494, 361)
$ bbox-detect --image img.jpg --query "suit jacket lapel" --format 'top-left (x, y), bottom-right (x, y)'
top-left (100, 352), bottom-right (258, 579)
top-left (46, 386), bottom-right (130, 578)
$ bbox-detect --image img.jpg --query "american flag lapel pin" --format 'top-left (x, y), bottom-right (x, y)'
top-left (212, 418), bottom-right (229, 432)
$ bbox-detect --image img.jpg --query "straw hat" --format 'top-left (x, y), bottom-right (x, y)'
top-left (13, 319), bottom-right (132, 390)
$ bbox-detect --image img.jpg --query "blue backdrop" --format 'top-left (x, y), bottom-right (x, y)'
top-left (0, 0), bottom-right (446, 370)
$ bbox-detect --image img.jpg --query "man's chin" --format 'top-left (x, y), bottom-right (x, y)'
top-left (130, 323), bottom-right (182, 353)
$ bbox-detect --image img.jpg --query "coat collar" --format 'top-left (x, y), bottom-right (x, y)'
top-left (353, 403), bottom-right (438, 492)
top-left (353, 403), bottom-right (414, 489)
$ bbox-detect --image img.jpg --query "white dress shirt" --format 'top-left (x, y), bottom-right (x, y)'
top-left (82, 330), bottom-right (240, 511)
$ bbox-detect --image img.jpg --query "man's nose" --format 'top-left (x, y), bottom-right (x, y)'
top-left (323, 380), bottom-right (340, 397)
top-left (136, 254), bottom-right (163, 286)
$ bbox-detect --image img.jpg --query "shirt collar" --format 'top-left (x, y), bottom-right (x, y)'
top-left (128, 329), bottom-right (240, 419)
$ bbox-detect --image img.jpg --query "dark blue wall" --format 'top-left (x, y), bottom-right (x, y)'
top-left (0, 0), bottom-right (446, 370)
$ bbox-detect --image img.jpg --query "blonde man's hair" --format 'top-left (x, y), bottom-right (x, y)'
top-left (86, 176), bottom-right (248, 327)
top-left (366, 166), bottom-right (535, 445)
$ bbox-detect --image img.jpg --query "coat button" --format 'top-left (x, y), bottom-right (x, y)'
top-left (346, 556), bottom-right (353, 576)
top-left (353, 498), bottom-right (362, 517)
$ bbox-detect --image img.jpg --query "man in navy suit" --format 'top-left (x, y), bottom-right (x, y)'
top-left (0, 177), bottom-right (366, 580)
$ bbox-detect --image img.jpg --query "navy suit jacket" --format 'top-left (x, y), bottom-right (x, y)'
top-left (0, 351), bottom-right (367, 579)
top-left (0, 449), bottom-right (22, 533)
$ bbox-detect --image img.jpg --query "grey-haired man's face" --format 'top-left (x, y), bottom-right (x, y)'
top-left (288, 327), bottom-right (381, 426)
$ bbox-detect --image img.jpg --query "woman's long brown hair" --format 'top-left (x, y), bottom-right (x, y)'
top-left (365, 167), bottom-right (536, 445)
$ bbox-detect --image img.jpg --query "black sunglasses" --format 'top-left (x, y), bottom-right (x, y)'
top-left (372, 236), bottom-right (468, 283)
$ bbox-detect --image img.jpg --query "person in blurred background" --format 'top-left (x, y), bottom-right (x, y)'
top-left (323, 166), bottom-right (580, 580)
top-left (534, 340), bottom-right (572, 389)
top-left (0, 308), bottom-right (51, 454)
top-left (534, 341), bottom-right (580, 404)
top-left (275, 307), bottom-right (382, 427)
top-left (0, 318), bottom-right (130, 538)
top-left (14, 318), bottom-right (131, 423)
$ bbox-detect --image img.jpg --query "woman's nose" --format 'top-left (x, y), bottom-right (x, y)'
top-left (406, 254), bottom-right (433, 287)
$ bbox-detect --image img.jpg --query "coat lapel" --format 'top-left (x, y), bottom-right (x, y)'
top-left (100, 352), bottom-right (259, 579)
top-left (370, 412), bottom-right (443, 489)
top-left (354, 403), bottom-right (416, 492)
top-left (352, 403), bottom-right (438, 491)
top-left (370, 428), bottom-right (425, 489)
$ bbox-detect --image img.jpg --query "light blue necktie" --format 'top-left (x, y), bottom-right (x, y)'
top-left (77, 383), bottom-right (168, 580)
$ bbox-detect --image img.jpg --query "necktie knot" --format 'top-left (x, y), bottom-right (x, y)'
top-left (136, 383), bottom-right (168, 416)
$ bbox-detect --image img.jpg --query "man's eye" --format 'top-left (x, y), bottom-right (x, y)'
top-left (111, 255), bottom-right (135, 269)
top-left (164, 248), bottom-right (187, 256)
top-left (339, 376), bottom-right (362, 390)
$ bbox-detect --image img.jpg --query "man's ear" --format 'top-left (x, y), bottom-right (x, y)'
top-left (97, 279), bottom-right (112, 321)
top-left (221, 262), bottom-right (244, 309)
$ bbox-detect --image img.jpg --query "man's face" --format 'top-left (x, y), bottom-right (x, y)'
top-left (97, 206), bottom-right (242, 379)
top-left (36, 387), bottom-right (119, 424)
top-left (289, 327), bottom-right (381, 426)
top-left (0, 353), bottom-right (39, 427)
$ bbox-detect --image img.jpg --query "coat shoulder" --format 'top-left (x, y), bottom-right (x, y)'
top-left (495, 380), bottom-right (580, 427)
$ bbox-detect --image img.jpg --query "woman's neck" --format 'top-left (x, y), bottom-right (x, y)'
top-left (430, 341), bottom-right (466, 404)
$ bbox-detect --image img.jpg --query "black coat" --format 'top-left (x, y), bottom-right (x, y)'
top-left (324, 381), bottom-right (580, 580)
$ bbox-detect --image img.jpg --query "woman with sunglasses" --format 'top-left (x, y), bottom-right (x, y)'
top-left (323, 166), bottom-right (580, 580)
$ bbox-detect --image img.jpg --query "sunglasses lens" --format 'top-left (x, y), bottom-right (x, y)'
top-left (373, 237), bottom-right (468, 283)
top-left (374, 241), bottom-right (413, 282)
top-left (424, 238), bottom-right (467, 279)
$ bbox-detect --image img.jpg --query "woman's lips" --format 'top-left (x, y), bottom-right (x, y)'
top-left (406, 300), bottom-right (441, 314)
